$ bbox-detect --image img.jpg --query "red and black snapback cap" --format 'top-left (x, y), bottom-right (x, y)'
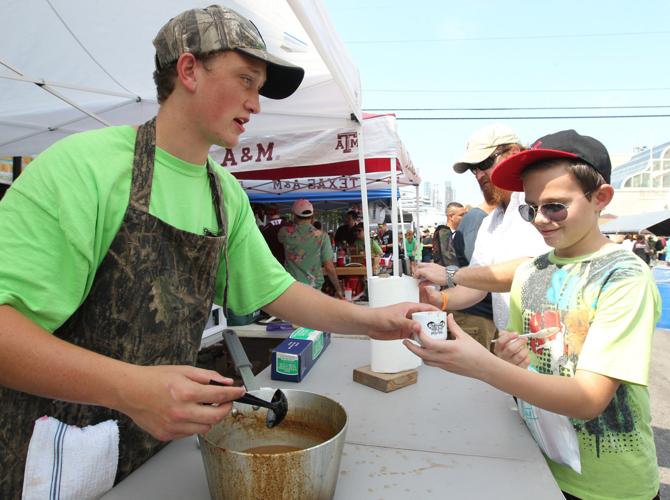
top-left (491, 129), bottom-right (611, 192)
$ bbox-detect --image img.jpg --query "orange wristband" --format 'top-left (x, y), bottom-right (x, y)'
top-left (440, 291), bottom-right (449, 311)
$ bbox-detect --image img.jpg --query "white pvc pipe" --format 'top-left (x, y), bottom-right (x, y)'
top-left (356, 125), bottom-right (373, 279)
top-left (415, 185), bottom-right (420, 232)
top-left (390, 157), bottom-right (399, 276)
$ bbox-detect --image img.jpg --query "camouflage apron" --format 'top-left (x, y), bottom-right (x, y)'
top-left (0, 117), bottom-right (229, 499)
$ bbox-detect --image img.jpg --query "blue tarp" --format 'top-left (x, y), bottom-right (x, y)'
top-left (247, 189), bottom-right (395, 203)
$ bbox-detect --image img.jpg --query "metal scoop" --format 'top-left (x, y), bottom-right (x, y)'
top-left (217, 329), bottom-right (289, 428)
top-left (209, 380), bottom-right (288, 428)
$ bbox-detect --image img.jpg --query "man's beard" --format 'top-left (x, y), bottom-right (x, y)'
top-left (479, 177), bottom-right (507, 205)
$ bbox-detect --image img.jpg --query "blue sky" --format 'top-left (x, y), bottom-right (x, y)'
top-left (322, 0), bottom-right (670, 205)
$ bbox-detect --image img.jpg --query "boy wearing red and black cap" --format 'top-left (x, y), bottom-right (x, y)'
top-left (406, 130), bottom-right (660, 500)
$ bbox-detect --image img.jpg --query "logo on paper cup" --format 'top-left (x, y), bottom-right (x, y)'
top-left (426, 320), bottom-right (446, 337)
top-left (411, 311), bottom-right (448, 342)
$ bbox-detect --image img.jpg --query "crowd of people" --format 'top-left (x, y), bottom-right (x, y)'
top-left (619, 233), bottom-right (667, 265)
top-left (0, 4), bottom-right (663, 500)
top-left (261, 121), bottom-right (666, 499)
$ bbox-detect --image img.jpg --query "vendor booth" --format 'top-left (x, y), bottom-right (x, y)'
top-left (216, 113), bottom-right (418, 210)
top-left (212, 113), bottom-right (421, 278)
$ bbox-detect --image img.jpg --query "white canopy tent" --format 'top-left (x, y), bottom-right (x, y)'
top-left (1, 0), bottom-right (404, 275)
top-left (213, 114), bottom-right (417, 183)
top-left (0, 0), bottom-right (361, 155)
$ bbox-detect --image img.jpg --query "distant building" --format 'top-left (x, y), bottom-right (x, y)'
top-left (609, 141), bottom-right (670, 215)
top-left (422, 181), bottom-right (432, 199)
top-left (443, 181), bottom-right (454, 207)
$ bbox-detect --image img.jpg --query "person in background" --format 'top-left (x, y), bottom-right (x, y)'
top-left (377, 222), bottom-right (394, 254)
top-left (620, 233), bottom-right (635, 252)
top-left (0, 6), bottom-right (434, 497)
top-left (260, 206), bottom-right (288, 264)
top-left (252, 204), bottom-right (265, 227)
top-left (632, 234), bottom-right (651, 265)
top-left (334, 209), bottom-right (359, 249)
top-left (655, 235), bottom-right (666, 261)
top-left (432, 202), bottom-right (467, 267)
top-left (404, 229), bottom-right (420, 263)
top-left (415, 124), bottom-right (549, 338)
top-left (352, 222), bottom-right (383, 258)
top-left (278, 199), bottom-right (344, 299)
top-left (407, 129), bottom-right (660, 500)
top-left (353, 222), bottom-right (383, 276)
top-left (420, 228), bottom-right (433, 262)
top-left (457, 199), bottom-right (497, 265)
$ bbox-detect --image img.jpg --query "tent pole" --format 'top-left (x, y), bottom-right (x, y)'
top-left (415, 185), bottom-right (420, 232)
top-left (398, 194), bottom-right (410, 274)
top-left (12, 156), bottom-right (21, 181)
top-left (0, 71), bottom-right (138, 100)
top-left (391, 157), bottom-right (399, 276)
top-left (0, 60), bottom-right (112, 127)
top-left (356, 124), bottom-right (373, 280)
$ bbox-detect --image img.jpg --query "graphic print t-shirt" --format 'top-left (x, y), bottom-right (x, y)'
top-left (507, 244), bottom-right (660, 500)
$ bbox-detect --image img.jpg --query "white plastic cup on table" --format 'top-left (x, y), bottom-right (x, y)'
top-left (411, 311), bottom-right (448, 344)
top-left (344, 289), bottom-right (352, 301)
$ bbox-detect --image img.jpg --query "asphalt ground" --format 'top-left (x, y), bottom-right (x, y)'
top-left (651, 328), bottom-right (670, 498)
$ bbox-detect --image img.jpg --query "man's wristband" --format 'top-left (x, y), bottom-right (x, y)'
top-left (440, 291), bottom-right (449, 311)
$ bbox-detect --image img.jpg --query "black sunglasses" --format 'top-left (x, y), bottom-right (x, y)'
top-left (467, 148), bottom-right (509, 174)
top-left (519, 192), bottom-right (591, 223)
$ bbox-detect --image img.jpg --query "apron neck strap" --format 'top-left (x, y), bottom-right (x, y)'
top-left (205, 160), bottom-right (230, 311)
top-left (129, 118), bottom-right (157, 211)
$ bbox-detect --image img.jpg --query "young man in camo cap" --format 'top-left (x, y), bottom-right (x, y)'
top-left (0, 6), bottom-right (433, 497)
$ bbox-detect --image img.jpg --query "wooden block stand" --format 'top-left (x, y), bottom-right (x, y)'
top-left (353, 364), bottom-right (418, 393)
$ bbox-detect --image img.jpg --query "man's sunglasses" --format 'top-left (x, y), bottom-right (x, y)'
top-left (467, 148), bottom-right (509, 174)
top-left (519, 192), bottom-right (591, 223)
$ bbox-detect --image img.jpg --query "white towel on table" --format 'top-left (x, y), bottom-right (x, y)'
top-left (22, 416), bottom-right (119, 500)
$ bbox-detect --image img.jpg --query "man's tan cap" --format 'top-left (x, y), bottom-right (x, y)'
top-left (452, 123), bottom-right (520, 173)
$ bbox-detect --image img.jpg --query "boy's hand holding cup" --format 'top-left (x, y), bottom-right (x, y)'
top-left (411, 310), bottom-right (448, 345)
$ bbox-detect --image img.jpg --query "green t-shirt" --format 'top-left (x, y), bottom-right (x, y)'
top-left (0, 126), bottom-right (294, 331)
top-left (278, 222), bottom-right (333, 289)
top-left (508, 244), bottom-right (660, 500)
top-left (404, 238), bottom-right (420, 259)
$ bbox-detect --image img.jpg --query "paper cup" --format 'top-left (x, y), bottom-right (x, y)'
top-left (411, 311), bottom-right (448, 343)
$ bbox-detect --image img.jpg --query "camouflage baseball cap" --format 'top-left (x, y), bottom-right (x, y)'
top-left (153, 5), bottom-right (304, 99)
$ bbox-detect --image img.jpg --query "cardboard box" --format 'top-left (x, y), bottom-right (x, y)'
top-left (289, 327), bottom-right (330, 360)
top-left (271, 328), bottom-right (331, 382)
